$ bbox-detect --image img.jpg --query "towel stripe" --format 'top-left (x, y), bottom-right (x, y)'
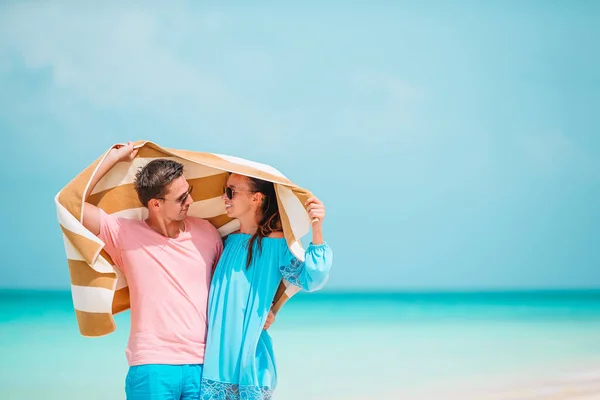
top-left (217, 220), bottom-right (241, 236)
top-left (171, 149), bottom-right (294, 186)
top-left (280, 187), bottom-right (311, 243)
top-left (112, 207), bottom-right (148, 220)
top-left (187, 175), bottom-right (229, 201)
top-left (60, 226), bottom-right (103, 269)
top-left (187, 197), bottom-right (227, 219)
top-left (135, 145), bottom-right (169, 158)
top-left (114, 268), bottom-right (128, 290)
top-left (205, 214), bottom-right (233, 230)
top-left (87, 174), bottom-right (229, 215)
top-left (112, 287), bottom-right (130, 314)
top-left (75, 310), bottom-right (116, 337)
top-left (68, 259), bottom-right (116, 290)
top-left (71, 285), bottom-right (115, 313)
top-left (91, 157), bottom-right (227, 195)
top-left (57, 200), bottom-right (102, 243)
top-left (58, 156), bottom-right (103, 221)
top-left (63, 234), bottom-right (85, 261)
top-left (213, 153), bottom-right (286, 179)
top-left (98, 249), bottom-right (115, 267)
top-left (86, 183), bottom-right (143, 213)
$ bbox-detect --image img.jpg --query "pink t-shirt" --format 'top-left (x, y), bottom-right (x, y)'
top-left (99, 210), bottom-right (223, 366)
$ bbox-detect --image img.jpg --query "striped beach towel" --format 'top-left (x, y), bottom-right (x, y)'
top-left (56, 141), bottom-right (315, 337)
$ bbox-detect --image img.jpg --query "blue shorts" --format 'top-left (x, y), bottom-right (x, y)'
top-left (125, 364), bottom-right (203, 400)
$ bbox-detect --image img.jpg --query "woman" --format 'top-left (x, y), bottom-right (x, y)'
top-left (200, 173), bottom-right (333, 399)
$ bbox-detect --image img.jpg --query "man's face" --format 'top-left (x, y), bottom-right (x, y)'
top-left (157, 175), bottom-right (193, 221)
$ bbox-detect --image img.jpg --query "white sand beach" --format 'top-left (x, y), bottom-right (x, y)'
top-left (376, 364), bottom-right (600, 400)
top-left (477, 367), bottom-right (600, 400)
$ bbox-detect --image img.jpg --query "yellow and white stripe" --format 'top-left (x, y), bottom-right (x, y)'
top-left (56, 141), bottom-right (313, 337)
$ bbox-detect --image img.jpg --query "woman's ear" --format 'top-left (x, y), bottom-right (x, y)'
top-left (253, 192), bottom-right (263, 204)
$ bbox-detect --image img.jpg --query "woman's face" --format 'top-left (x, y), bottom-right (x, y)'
top-left (222, 174), bottom-right (259, 220)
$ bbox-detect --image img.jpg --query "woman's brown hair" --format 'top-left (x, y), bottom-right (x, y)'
top-left (245, 177), bottom-right (282, 268)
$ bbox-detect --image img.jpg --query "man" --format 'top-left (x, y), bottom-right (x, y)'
top-left (81, 142), bottom-right (272, 400)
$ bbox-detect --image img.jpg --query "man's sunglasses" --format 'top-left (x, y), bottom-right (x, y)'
top-left (224, 186), bottom-right (257, 200)
top-left (158, 185), bottom-right (193, 206)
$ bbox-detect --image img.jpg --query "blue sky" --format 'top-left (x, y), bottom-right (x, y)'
top-left (1, 1), bottom-right (599, 290)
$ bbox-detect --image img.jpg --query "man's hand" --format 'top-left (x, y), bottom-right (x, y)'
top-left (110, 141), bottom-right (139, 163)
top-left (263, 310), bottom-right (276, 330)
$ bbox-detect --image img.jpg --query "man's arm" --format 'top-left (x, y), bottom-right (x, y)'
top-left (82, 142), bottom-right (138, 235)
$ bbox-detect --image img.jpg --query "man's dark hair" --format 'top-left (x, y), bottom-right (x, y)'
top-left (134, 159), bottom-right (184, 207)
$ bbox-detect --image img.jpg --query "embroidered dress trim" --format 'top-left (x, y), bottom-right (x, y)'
top-left (200, 378), bottom-right (273, 400)
top-left (279, 257), bottom-right (303, 287)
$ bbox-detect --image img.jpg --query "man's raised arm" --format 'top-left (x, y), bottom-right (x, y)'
top-left (82, 142), bottom-right (138, 235)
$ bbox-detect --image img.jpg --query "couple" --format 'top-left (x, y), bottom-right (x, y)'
top-left (81, 142), bottom-right (333, 399)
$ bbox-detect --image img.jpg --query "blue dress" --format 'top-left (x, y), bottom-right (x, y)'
top-left (200, 233), bottom-right (333, 399)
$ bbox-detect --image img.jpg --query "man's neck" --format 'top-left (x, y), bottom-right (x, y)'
top-left (145, 216), bottom-right (185, 239)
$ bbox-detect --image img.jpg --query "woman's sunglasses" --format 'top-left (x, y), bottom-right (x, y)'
top-left (224, 186), bottom-right (257, 200)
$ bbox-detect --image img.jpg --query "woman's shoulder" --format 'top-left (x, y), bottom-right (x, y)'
top-left (267, 231), bottom-right (284, 239)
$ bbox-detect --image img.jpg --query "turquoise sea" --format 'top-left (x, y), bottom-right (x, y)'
top-left (2, 290), bottom-right (600, 399)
